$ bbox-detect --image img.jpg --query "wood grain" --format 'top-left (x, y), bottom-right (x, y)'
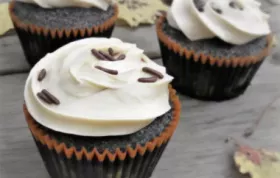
top-left (0, 60), bottom-right (280, 178)
top-left (0, 1), bottom-right (280, 177)
top-left (0, 25), bottom-right (161, 75)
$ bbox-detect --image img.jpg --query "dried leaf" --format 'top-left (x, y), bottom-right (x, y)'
top-left (116, 0), bottom-right (168, 27)
top-left (234, 145), bottom-right (280, 178)
top-left (0, 3), bottom-right (13, 36)
top-left (272, 35), bottom-right (278, 48)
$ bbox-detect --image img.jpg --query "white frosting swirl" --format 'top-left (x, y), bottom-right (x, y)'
top-left (167, 0), bottom-right (271, 45)
top-left (24, 38), bottom-right (173, 136)
top-left (17, 0), bottom-right (111, 10)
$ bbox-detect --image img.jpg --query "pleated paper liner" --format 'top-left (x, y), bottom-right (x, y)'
top-left (9, 1), bottom-right (119, 66)
top-left (156, 16), bottom-right (273, 101)
top-left (23, 87), bottom-right (181, 178)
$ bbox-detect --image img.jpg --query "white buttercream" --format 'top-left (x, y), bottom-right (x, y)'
top-left (24, 38), bottom-right (173, 136)
top-left (16, 0), bottom-right (111, 10)
top-left (167, 0), bottom-right (271, 45)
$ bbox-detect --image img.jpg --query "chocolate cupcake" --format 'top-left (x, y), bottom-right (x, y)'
top-left (9, 0), bottom-right (118, 66)
top-left (23, 38), bottom-right (180, 178)
top-left (156, 0), bottom-right (273, 101)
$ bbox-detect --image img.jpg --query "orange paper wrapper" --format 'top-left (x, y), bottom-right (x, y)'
top-left (23, 87), bottom-right (181, 178)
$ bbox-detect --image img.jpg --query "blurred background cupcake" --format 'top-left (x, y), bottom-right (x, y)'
top-left (157, 0), bottom-right (273, 101)
top-left (9, 0), bottom-right (118, 66)
top-left (23, 38), bottom-right (180, 178)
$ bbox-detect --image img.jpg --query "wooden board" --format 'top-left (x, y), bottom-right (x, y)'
top-left (0, 59), bottom-right (280, 178)
top-left (0, 25), bottom-right (161, 75)
top-left (0, 1), bottom-right (280, 177)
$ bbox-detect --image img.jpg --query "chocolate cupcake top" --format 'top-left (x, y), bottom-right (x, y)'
top-left (167, 0), bottom-right (271, 45)
top-left (24, 38), bottom-right (173, 137)
top-left (16, 0), bottom-right (113, 10)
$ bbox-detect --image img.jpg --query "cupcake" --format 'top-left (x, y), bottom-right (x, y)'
top-left (9, 0), bottom-right (118, 66)
top-left (156, 0), bottom-right (273, 101)
top-left (23, 38), bottom-right (180, 178)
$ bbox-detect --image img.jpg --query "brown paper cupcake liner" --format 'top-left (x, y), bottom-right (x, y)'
top-left (156, 16), bottom-right (273, 101)
top-left (9, 1), bottom-right (119, 66)
top-left (23, 87), bottom-right (180, 178)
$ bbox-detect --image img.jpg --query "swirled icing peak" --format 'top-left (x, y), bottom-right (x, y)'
top-left (167, 0), bottom-right (271, 45)
top-left (24, 38), bottom-right (173, 136)
top-left (16, 0), bottom-right (112, 10)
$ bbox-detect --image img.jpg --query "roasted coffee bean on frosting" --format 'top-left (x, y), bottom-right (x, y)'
top-left (37, 89), bottom-right (60, 105)
top-left (41, 89), bottom-right (60, 105)
top-left (92, 48), bottom-right (126, 61)
top-left (37, 69), bottom-right (47, 82)
top-left (138, 76), bottom-right (158, 83)
top-left (99, 51), bottom-right (115, 61)
top-left (37, 92), bottom-right (52, 104)
top-left (91, 49), bottom-right (106, 60)
top-left (95, 66), bottom-right (118, 75)
top-left (142, 67), bottom-right (164, 79)
top-left (138, 67), bottom-right (164, 83)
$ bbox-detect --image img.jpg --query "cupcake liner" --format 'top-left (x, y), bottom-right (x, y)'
top-left (156, 16), bottom-right (273, 101)
top-left (24, 87), bottom-right (180, 178)
top-left (9, 1), bottom-right (118, 66)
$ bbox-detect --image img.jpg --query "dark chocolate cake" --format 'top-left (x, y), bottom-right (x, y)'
top-left (12, 2), bottom-right (116, 29)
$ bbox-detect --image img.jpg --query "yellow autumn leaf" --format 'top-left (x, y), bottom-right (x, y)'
top-left (234, 145), bottom-right (280, 178)
top-left (0, 3), bottom-right (13, 36)
top-left (116, 0), bottom-right (168, 27)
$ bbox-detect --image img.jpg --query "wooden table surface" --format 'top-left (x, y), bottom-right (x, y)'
top-left (1, 1), bottom-right (280, 178)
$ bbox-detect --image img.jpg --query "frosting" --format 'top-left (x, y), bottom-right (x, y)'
top-left (16, 0), bottom-right (112, 10)
top-left (167, 0), bottom-right (271, 45)
top-left (24, 38), bottom-right (173, 137)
